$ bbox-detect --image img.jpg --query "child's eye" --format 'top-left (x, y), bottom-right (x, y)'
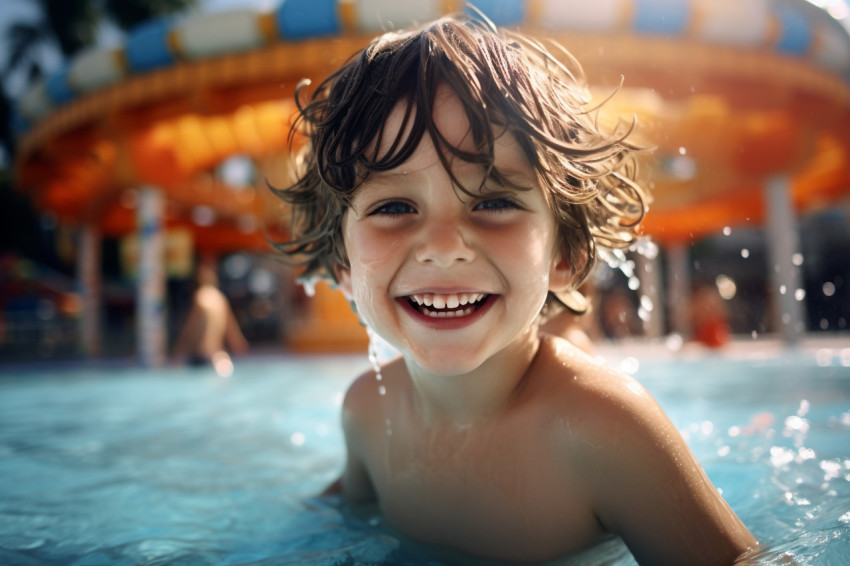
top-left (474, 197), bottom-right (521, 212)
top-left (368, 201), bottom-right (416, 216)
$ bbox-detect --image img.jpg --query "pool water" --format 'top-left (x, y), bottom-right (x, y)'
top-left (1, 350), bottom-right (848, 565)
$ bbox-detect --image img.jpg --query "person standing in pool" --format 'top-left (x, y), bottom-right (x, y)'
top-left (172, 256), bottom-right (249, 368)
top-left (274, 16), bottom-right (756, 565)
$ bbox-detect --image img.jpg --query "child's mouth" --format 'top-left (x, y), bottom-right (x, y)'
top-left (406, 293), bottom-right (490, 319)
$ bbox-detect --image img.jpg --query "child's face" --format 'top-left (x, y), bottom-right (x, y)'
top-left (336, 85), bottom-right (571, 376)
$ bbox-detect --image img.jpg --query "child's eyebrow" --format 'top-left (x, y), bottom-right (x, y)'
top-left (356, 169), bottom-right (409, 188)
top-left (483, 167), bottom-right (537, 191)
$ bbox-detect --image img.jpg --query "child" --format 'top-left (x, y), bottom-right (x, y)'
top-left (274, 16), bottom-right (756, 565)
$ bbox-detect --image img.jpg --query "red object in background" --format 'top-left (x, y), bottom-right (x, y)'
top-left (694, 317), bottom-right (731, 349)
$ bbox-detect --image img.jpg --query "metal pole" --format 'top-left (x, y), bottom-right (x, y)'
top-left (666, 242), bottom-right (691, 338)
top-left (137, 187), bottom-right (166, 366)
top-left (77, 223), bottom-right (102, 358)
top-left (636, 250), bottom-right (664, 338)
top-left (765, 176), bottom-right (806, 344)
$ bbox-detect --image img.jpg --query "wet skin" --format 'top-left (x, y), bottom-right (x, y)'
top-left (331, 85), bottom-right (757, 564)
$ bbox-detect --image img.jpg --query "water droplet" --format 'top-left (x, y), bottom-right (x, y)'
top-left (821, 460), bottom-right (842, 480)
top-left (751, 330), bottom-right (758, 339)
top-left (723, 226), bottom-right (731, 236)
top-left (770, 446), bottom-right (795, 467)
top-left (367, 326), bottom-right (384, 389)
top-left (630, 236), bottom-right (658, 260)
top-left (664, 333), bottom-right (684, 351)
top-left (618, 357), bottom-right (640, 374)
top-left (815, 349), bottom-right (833, 366)
top-left (784, 415), bottom-right (809, 434)
top-left (291, 432), bottom-right (306, 446)
top-left (792, 253), bottom-right (804, 266)
top-left (794, 289), bottom-right (806, 301)
top-left (741, 248), bottom-right (750, 258)
top-left (378, 385), bottom-right (387, 396)
top-left (823, 282), bottom-right (836, 297)
top-left (678, 146), bottom-right (687, 155)
top-left (716, 275), bottom-right (737, 299)
top-left (299, 276), bottom-right (317, 297)
top-left (797, 447), bottom-right (815, 461)
top-left (779, 285), bottom-right (787, 295)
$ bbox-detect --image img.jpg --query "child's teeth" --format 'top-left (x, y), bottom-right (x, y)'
top-left (409, 293), bottom-right (487, 313)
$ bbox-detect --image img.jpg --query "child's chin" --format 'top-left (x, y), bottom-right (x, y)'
top-left (409, 353), bottom-right (485, 377)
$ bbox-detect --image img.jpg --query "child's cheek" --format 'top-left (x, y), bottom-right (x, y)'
top-left (343, 223), bottom-right (404, 317)
top-left (345, 224), bottom-right (402, 272)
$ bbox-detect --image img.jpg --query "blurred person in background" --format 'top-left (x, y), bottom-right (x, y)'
top-left (690, 282), bottom-right (730, 349)
top-left (172, 255), bottom-right (249, 367)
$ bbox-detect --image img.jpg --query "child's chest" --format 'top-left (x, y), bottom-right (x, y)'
top-left (362, 417), bottom-right (606, 562)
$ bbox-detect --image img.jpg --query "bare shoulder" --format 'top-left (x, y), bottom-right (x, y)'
top-left (533, 335), bottom-right (683, 465)
top-left (341, 357), bottom-right (408, 430)
top-left (534, 336), bottom-right (756, 564)
top-left (532, 335), bottom-right (659, 424)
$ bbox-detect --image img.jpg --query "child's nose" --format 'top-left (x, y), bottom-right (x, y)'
top-left (414, 218), bottom-right (475, 267)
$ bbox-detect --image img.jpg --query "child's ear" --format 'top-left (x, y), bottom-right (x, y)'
top-left (333, 263), bottom-right (363, 321)
top-left (334, 263), bottom-right (353, 299)
top-left (548, 253), bottom-right (573, 293)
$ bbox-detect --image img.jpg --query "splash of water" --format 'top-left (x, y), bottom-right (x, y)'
top-left (598, 237), bottom-right (658, 293)
top-left (599, 237), bottom-right (660, 325)
top-left (297, 274), bottom-right (319, 297)
top-left (366, 326), bottom-right (384, 392)
top-left (366, 327), bottom-right (393, 436)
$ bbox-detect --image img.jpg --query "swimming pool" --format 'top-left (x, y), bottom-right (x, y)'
top-left (1, 347), bottom-right (848, 565)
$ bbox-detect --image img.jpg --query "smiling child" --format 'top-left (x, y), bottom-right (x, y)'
top-left (274, 15), bottom-right (756, 565)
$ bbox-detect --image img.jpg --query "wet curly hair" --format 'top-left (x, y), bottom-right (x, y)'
top-left (270, 15), bottom-right (647, 314)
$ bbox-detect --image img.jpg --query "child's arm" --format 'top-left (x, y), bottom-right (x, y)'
top-left (570, 371), bottom-right (757, 565)
top-left (224, 305), bottom-right (249, 355)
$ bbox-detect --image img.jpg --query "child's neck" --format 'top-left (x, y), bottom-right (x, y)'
top-left (404, 326), bottom-right (541, 426)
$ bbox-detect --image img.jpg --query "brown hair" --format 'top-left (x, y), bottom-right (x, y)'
top-left (271, 16), bottom-right (646, 314)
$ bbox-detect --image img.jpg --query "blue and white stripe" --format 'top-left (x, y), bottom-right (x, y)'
top-left (14, 0), bottom-right (850, 130)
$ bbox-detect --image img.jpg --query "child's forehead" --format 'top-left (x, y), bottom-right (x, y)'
top-left (369, 84), bottom-right (473, 158)
top-left (368, 84), bottom-right (534, 179)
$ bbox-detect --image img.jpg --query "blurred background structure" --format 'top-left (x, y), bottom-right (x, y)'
top-left (1, 0), bottom-right (849, 364)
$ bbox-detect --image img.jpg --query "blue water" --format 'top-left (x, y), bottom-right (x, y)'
top-left (0, 351), bottom-right (848, 565)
